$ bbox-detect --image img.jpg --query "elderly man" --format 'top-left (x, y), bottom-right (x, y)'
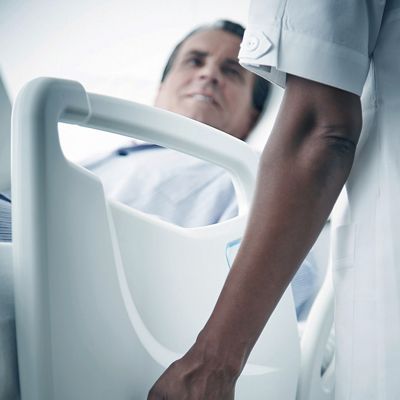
top-left (87, 20), bottom-right (268, 228)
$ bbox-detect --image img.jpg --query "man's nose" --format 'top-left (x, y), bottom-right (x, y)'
top-left (197, 63), bottom-right (222, 86)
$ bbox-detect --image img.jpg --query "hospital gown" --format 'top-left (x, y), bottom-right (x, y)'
top-left (239, 1), bottom-right (400, 398)
top-left (85, 143), bottom-right (238, 228)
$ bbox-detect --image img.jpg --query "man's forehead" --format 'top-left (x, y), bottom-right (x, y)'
top-left (178, 29), bottom-right (242, 62)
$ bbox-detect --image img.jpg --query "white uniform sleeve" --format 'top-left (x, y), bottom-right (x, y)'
top-left (239, 0), bottom-right (386, 95)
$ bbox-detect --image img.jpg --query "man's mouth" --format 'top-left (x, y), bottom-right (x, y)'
top-left (189, 93), bottom-right (219, 107)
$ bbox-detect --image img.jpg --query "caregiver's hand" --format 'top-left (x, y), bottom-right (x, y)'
top-left (147, 343), bottom-right (237, 400)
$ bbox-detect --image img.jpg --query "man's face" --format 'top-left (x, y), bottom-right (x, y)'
top-left (154, 29), bottom-right (258, 140)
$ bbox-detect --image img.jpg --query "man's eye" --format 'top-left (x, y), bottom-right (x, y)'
top-left (223, 67), bottom-right (242, 79)
top-left (187, 57), bottom-right (203, 66)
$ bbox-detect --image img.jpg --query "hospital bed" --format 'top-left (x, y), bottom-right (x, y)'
top-left (2, 77), bottom-right (334, 399)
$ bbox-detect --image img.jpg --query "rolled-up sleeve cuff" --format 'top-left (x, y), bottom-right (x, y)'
top-left (239, 25), bottom-right (370, 96)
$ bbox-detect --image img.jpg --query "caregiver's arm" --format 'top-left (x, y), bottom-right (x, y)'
top-left (148, 74), bottom-right (362, 400)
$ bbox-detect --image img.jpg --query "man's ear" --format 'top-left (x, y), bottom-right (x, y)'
top-left (249, 108), bottom-right (261, 131)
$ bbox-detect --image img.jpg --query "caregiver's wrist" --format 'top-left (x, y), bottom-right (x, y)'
top-left (193, 329), bottom-right (249, 379)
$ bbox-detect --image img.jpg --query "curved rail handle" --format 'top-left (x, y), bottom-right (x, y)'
top-left (59, 85), bottom-right (258, 214)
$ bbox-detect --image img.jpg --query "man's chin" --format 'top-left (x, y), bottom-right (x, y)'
top-left (193, 117), bottom-right (223, 131)
top-left (183, 112), bottom-right (220, 129)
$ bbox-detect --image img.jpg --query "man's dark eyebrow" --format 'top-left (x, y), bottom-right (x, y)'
top-left (184, 50), bottom-right (208, 58)
top-left (183, 51), bottom-right (242, 68)
top-left (224, 58), bottom-right (242, 68)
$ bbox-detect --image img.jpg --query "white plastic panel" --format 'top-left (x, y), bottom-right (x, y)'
top-left (12, 78), bottom-right (300, 399)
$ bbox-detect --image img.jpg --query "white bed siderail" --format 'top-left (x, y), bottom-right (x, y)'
top-left (10, 77), bottom-right (302, 399)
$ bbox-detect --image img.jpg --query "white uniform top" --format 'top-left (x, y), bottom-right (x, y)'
top-left (240, 1), bottom-right (400, 399)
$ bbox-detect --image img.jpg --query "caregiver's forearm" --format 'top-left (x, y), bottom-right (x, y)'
top-left (193, 75), bottom-right (362, 375)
